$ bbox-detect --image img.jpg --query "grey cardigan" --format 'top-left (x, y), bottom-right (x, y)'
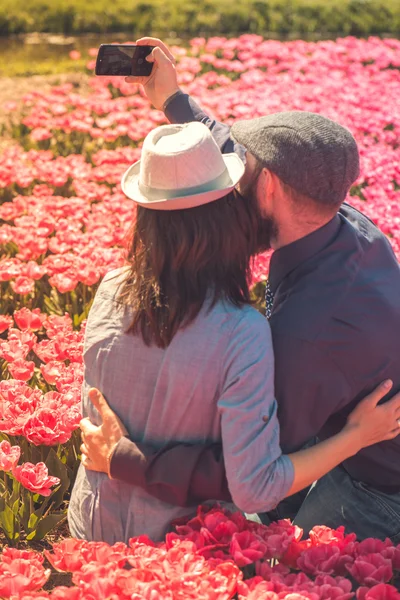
top-left (68, 267), bottom-right (293, 544)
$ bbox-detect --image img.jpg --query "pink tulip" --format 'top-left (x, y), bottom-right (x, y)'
top-left (356, 583), bottom-right (400, 600)
top-left (0, 314), bottom-right (13, 333)
top-left (346, 553), bottom-right (393, 586)
top-left (0, 440), bottom-right (21, 471)
top-left (69, 50), bottom-right (81, 60)
top-left (12, 462), bottom-right (60, 496)
top-left (7, 358), bottom-right (35, 381)
top-left (44, 539), bottom-right (87, 573)
top-left (0, 559), bottom-right (51, 596)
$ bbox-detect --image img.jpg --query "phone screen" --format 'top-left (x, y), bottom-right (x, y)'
top-left (95, 45), bottom-right (154, 76)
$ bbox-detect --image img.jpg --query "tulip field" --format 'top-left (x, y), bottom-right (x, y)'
top-left (0, 35), bottom-right (400, 597)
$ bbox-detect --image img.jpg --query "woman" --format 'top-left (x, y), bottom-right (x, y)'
top-left (68, 121), bottom-right (400, 544)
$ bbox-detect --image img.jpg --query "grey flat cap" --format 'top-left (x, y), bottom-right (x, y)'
top-left (231, 111), bottom-right (360, 206)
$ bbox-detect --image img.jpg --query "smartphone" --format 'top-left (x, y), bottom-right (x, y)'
top-left (95, 44), bottom-right (154, 77)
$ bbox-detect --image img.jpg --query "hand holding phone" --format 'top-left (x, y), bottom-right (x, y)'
top-left (124, 37), bottom-right (181, 111)
top-left (95, 44), bottom-right (155, 77)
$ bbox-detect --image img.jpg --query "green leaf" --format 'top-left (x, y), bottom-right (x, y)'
top-left (28, 511), bottom-right (39, 530)
top-left (0, 503), bottom-right (18, 540)
top-left (251, 280), bottom-right (267, 314)
top-left (45, 448), bottom-right (70, 510)
top-left (10, 479), bottom-right (21, 506)
top-left (11, 498), bottom-right (20, 516)
top-left (25, 493), bottom-right (52, 532)
top-left (19, 490), bottom-right (31, 531)
top-left (43, 295), bottom-right (63, 316)
top-left (26, 513), bottom-right (66, 541)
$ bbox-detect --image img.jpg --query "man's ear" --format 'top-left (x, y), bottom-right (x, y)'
top-left (261, 168), bottom-right (276, 211)
top-left (263, 168), bottom-right (277, 195)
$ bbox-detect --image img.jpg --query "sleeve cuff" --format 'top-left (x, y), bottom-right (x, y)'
top-left (109, 436), bottom-right (149, 486)
top-left (163, 90), bottom-right (185, 112)
top-left (164, 92), bottom-right (208, 125)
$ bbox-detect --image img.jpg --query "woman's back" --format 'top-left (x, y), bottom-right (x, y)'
top-left (68, 267), bottom-right (272, 543)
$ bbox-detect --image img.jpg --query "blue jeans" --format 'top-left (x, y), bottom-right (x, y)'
top-left (261, 465), bottom-right (400, 543)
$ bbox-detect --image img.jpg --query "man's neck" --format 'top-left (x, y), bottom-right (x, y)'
top-left (272, 214), bottom-right (336, 250)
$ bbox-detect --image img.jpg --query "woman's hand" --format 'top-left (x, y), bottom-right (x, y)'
top-left (80, 388), bottom-right (128, 476)
top-left (125, 37), bottom-right (181, 110)
top-left (344, 380), bottom-right (400, 453)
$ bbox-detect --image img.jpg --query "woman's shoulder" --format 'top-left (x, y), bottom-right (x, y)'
top-left (215, 303), bottom-right (273, 375)
top-left (218, 300), bottom-right (268, 323)
top-left (96, 266), bottom-right (130, 298)
top-left (237, 303), bottom-right (269, 326)
top-left (208, 300), bottom-right (270, 339)
top-left (233, 304), bottom-right (271, 341)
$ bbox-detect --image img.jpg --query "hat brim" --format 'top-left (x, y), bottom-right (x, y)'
top-left (121, 152), bottom-right (245, 210)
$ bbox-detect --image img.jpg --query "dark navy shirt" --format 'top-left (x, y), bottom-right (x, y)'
top-left (111, 93), bottom-right (400, 498)
top-left (268, 204), bottom-right (400, 489)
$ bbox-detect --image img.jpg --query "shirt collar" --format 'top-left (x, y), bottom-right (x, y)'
top-left (268, 214), bottom-right (341, 293)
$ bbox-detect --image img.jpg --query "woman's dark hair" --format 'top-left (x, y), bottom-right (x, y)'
top-left (118, 189), bottom-right (260, 348)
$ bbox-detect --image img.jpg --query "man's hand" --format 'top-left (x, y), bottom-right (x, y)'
top-left (80, 388), bottom-right (128, 476)
top-left (344, 380), bottom-right (400, 452)
top-left (125, 37), bottom-right (181, 110)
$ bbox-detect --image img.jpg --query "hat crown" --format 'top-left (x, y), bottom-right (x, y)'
top-left (231, 110), bottom-right (360, 206)
top-left (139, 122), bottom-right (227, 194)
top-left (121, 121), bottom-right (245, 210)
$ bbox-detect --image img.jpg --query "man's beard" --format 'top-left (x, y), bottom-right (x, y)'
top-left (241, 179), bottom-right (278, 253)
top-left (256, 215), bottom-right (277, 253)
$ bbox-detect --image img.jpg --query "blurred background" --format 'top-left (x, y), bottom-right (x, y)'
top-left (1, 0), bottom-right (399, 76)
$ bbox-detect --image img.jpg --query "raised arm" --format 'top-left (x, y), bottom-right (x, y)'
top-left (125, 37), bottom-right (245, 159)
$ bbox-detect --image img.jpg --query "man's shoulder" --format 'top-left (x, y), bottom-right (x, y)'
top-left (336, 204), bottom-right (400, 303)
top-left (339, 202), bottom-right (376, 230)
top-left (339, 203), bottom-right (396, 250)
top-left (272, 204), bottom-right (400, 344)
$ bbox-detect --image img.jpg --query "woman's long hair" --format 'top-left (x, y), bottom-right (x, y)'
top-left (118, 189), bottom-right (260, 348)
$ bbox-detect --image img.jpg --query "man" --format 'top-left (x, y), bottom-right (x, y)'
top-left (80, 38), bottom-right (400, 541)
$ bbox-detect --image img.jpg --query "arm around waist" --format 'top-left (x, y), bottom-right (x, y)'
top-left (110, 437), bottom-right (231, 506)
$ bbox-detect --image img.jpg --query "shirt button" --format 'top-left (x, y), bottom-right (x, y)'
top-left (262, 415), bottom-right (269, 423)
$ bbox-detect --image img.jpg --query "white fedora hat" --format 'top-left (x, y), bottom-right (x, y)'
top-left (121, 122), bottom-right (245, 210)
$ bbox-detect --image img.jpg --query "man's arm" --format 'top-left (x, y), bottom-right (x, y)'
top-left (79, 389), bottom-right (231, 507)
top-left (164, 92), bottom-right (246, 160)
top-left (126, 37), bottom-right (246, 160)
top-left (110, 438), bottom-right (231, 506)
top-left (107, 335), bottom-right (348, 507)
